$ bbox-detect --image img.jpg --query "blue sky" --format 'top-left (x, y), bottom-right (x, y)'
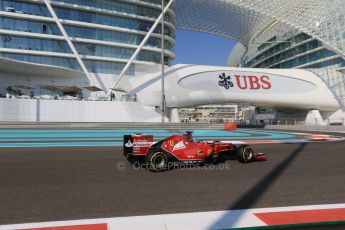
top-left (172, 30), bottom-right (237, 66)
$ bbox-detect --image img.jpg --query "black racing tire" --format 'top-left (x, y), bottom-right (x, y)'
top-left (236, 145), bottom-right (255, 163)
top-left (145, 149), bottom-right (168, 172)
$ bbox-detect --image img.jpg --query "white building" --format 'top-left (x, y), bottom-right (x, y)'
top-left (0, 0), bottom-right (344, 124)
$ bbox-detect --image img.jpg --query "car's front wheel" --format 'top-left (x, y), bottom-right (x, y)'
top-left (236, 145), bottom-right (255, 163)
top-left (145, 150), bottom-right (168, 172)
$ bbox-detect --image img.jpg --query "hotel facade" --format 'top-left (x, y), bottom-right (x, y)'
top-left (0, 0), bottom-right (344, 124)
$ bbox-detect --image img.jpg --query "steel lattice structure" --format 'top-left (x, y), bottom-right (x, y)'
top-left (175, 0), bottom-right (345, 58)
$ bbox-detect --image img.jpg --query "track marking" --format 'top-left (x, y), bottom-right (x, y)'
top-left (19, 223), bottom-right (107, 230)
top-left (254, 208), bottom-right (345, 225)
top-left (0, 130), bottom-right (343, 148)
top-left (2, 204), bottom-right (345, 230)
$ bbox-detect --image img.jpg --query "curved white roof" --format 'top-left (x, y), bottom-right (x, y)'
top-left (175, 0), bottom-right (345, 58)
top-left (124, 64), bottom-right (340, 111)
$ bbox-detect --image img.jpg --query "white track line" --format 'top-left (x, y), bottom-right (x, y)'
top-left (1, 203), bottom-right (345, 230)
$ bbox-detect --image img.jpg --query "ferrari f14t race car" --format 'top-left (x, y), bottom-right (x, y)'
top-left (123, 132), bottom-right (267, 172)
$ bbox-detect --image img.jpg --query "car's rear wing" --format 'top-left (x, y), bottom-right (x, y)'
top-left (123, 134), bottom-right (154, 156)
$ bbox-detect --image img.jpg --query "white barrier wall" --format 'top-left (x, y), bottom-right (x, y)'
top-left (0, 98), bottom-right (162, 122)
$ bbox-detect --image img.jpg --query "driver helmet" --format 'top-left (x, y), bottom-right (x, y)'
top-left (186, 131), bottom-right (194, 141)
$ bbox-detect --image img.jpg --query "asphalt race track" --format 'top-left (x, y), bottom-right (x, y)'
top-left (0, 131), bottom-right (345, 225)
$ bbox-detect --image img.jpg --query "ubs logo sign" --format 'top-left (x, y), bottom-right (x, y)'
top-left (218, 73), bottom-right (272, 90)
top-left (218, 73), bottom-right (234, 89)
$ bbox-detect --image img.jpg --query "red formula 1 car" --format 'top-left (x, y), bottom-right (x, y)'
top-left (123, 131), bottom-right (267, 172)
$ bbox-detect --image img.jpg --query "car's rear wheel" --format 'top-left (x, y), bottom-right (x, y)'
top-left (145, 150), bottom-right (168, 172)
top-left (236, 145), bottom-right (255, 163)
